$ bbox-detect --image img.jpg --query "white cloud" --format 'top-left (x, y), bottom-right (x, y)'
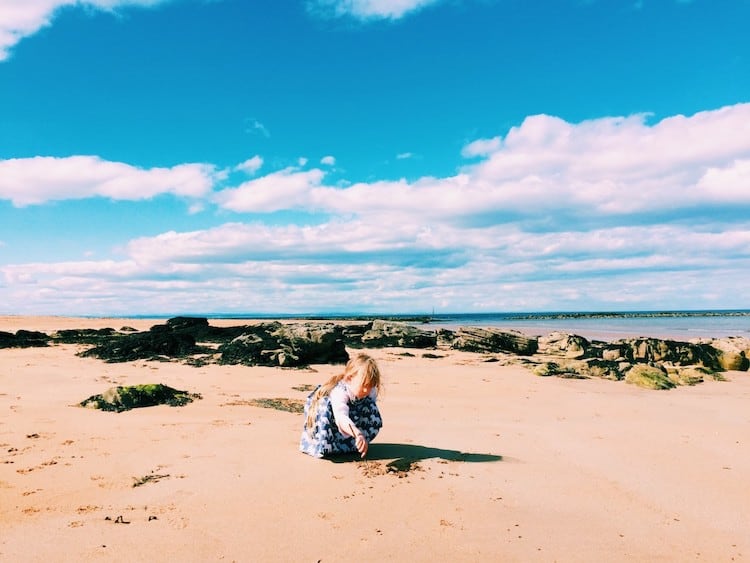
top-left (307, 0), bottom-right (442, 20)
top-left (2, 103), bottom-right (750, 315)
top-left (207, 103), bottom-right (750, 224)
top-left (234, 155), bottom-right (264, 175)
top-left (0, 155), bottom-right (216, 206)
top-left (321, 155), bottom-right (336, 166)
top-left (213, 167), bottom-right (325, 213)
top-left (396, 152), bottom-right (413, 160)
top-left (0, 0), bottom-right (173, 61)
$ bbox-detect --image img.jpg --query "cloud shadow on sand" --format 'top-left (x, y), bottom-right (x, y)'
top-left (327, 442), bottom-right (502, 466)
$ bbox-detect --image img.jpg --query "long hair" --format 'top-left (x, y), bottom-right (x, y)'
top-left (305, 353), bottom-right (382, 431)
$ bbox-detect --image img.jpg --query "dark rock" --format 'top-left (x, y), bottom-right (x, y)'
top-left (79, 383), bottom-right (201, 412)
top-left (80, 325), bottom-right (201, 362)
top-left (52, 328), bottom-right (117, 344)
top-left (0, 329), bottom-right (50, 348)
top-left (360, 320), bottom-right (437, 348)
top-left (449, 327), bottom-right (538, 355)
top-left (163, 316), bottom-right (250, 343)
top-left (218, 322), bottom-right (348, 367)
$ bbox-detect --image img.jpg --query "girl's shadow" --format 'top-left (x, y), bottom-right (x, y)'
top-left (328, 442), bottom-right (502, 465)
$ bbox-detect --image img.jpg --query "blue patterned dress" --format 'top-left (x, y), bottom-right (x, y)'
top-left (299, 382), bottom-right (382, 458)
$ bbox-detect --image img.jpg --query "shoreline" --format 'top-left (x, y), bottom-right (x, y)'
top-left (2, 313), bottom-right (749, 343)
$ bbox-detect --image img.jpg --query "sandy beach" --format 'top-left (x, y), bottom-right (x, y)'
top-left (1, 317), bottom-right (748, 562)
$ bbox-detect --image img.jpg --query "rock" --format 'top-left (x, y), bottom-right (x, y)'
top-left (360, 320), bottom-right (437, 348)
top-left (664, 365), bottom-right (706, 386)
top-left (624, 364), bottom-right (675, 390)
top-left (532, 362), bottom-right (560, 377)
top-left (79, 384), bottom-right (201, 412)
top-left (613, 338), bottom-right (720, 370)
top-left (52, 328), bottom-right (117, 344)
top-left (218, 322), bottom-right (348, 367)
top-left (0, 329), bottom-right (50, 348)
top-left (449, 327), bottom-right (538, 355)
top-left (80, 324), bottom-right (201, 362)
top-left (700, 337), bottom-right (750, 371)
top-left (538, 332), bottom-right (590, 358)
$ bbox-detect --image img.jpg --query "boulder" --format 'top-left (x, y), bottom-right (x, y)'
top-left (360, 320), bottom-right (437, 348)
top-left (449, 327), bottom-right (538, 355)
top-left (538, 332), bottom-right (590, 358)
top-left (700, 337), bottom-right (750, 371)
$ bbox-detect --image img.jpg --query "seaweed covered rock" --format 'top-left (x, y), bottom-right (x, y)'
top-left (219, 322), bottom-right (348, 367)
top-left (79, 384), bottom-right (201, 412)
top-left (0, 329), bottom-right (50, 349)
top-left (80, 323), bottom-right (201, 362)
top-left (52, 328), bottom-right (117, 344)
top-left (624, 364), bottom-right (676, 390)
top-left (359, 320), bottom-right (437, 348)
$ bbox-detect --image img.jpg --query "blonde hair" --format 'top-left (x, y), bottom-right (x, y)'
top-left (305, 353), bottom-right (382, 431)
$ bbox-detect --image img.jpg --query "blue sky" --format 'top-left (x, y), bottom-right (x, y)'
top-left (1, 0), bottom-right (749, 316)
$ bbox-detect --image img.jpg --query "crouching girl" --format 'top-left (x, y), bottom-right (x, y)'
top-left (300, 353), bottom-right (382, 458)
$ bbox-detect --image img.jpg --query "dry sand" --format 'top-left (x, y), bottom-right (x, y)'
top-left (1, 317), bottom-right (748, 562)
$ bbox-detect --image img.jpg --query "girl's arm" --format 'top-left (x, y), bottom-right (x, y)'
top-left (330, 385), bottom-right (372, 457)
top-left (330, 385), bottom-right (359, 437)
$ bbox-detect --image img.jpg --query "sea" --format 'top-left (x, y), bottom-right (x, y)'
top-left (203, 310), bottom-right (750, 342)
top-left (409, 310), bottom-right (750, 342)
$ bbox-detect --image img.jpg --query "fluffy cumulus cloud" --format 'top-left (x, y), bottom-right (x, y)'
top-left (0, 0), bottom-right (173, 61)
top-left (2, 104), bottom-right (750, 314)
top-left (306, 0), bottom-right (442, 20)
top-left (207, 103), bottom-right (750, 225)
top-left (0, 155), bottom-right (216, 206)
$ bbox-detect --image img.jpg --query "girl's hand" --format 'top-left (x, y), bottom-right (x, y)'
top-left (355, 432), bottom-right (368, 458)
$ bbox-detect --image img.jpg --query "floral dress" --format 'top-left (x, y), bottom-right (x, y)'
top-left (299, 382), bottom-right (382, 458)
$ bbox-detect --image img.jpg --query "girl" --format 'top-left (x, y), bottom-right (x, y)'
top-left (300, 353), bottom-right (383, 459)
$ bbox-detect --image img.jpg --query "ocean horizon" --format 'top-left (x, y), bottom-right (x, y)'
top-left (79, 309), bottom-right (750, 342)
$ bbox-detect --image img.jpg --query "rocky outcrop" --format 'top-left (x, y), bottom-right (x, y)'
top-left (359, 320), bottom-right (437, 349)
top-left (444, 327), bottom-right (538, 355)
top-left (218, 322), bottom-right (348, 367)
top-left (4, 317), bottom-right (747, 390)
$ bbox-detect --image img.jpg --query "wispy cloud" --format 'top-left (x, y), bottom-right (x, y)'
top-left (0, 0), bottom-right (175, 61)
top-left (306, 0), bottom-right (442, 20)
